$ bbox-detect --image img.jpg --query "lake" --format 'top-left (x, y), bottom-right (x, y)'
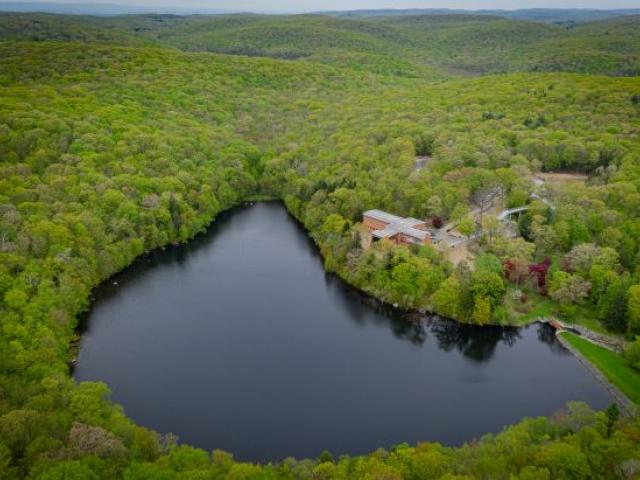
top-left (74, 201), bottom-right (612, 461)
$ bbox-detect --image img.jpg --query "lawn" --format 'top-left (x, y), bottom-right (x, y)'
top-left (514, 296), bottom-right (555, 325)
top-left (560, 332), bottom-right (640, 405)
top-left (506, 287), bottom-right (555, 326)
top-left (562, 305), bottom-right (612, 336)
top-left (507, 287), bottom-right (613, 335)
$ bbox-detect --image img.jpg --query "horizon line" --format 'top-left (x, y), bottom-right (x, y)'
top-left (1, 2), bottom-right (640, 15)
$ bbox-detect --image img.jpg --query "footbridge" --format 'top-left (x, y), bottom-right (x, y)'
top-left (497, 206), bottom-right (529, 221)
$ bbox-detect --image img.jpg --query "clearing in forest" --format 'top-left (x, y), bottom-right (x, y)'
top-left (535, 172), bottom-right (588, 185)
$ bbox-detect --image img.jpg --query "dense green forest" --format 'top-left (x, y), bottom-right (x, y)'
top-left (1, 10), bottom-right (640, 479)
top-left (325, 8), bottom-right (640, 23)
top-left (1, 12), bottom-right (639, 76)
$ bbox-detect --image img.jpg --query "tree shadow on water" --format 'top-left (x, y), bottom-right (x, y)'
top-left (427, 318), bottom-right (523, 362)
top-left (537, 322), bottom-right (570, 355)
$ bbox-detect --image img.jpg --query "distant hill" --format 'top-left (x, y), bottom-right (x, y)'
top-left (0, 13), bottom-right (446, 78)
top-left (325, 8), bottom-right (640, 24)
top-left (0, 12), bottom-right (158, 44)
top-left (500, 8), bottom-right (640, 24)
top-left (1, 11), bottom-right (638, 77)
top-left (367, 13), bottom-right (640, 75)
top-left (2, 3), bottom-right (640, 24)
top-left (0, 2), bottom-right (236, 15)
top-left (120, 14), bottom-right (444, 78)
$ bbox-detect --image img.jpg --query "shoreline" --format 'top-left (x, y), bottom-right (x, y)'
top-left (72, 199), bottom-right (634, 415)
top-left (555, 333), bottom-right (635, 415)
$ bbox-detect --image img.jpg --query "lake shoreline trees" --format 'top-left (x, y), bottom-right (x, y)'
top-left (1, 25), bottom-right (640, 477)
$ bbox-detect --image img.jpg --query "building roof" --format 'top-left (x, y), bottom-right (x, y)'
top-left (364, 209), bottom-right (430, 241)
top-left (371, 226), bottom-right (397, 239)
top-left (395, 224), bottom-right (429, 240)
top-left (364, 209), bottom-right (424, 228)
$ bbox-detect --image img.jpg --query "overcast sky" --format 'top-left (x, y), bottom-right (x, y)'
top-left (9, 0), bottom-right (640, 12)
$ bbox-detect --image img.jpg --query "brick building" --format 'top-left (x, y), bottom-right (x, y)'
top-left (363, 210), bottom-right (432, 246)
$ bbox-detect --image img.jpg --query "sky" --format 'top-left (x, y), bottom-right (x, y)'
top-left (6, 0), bottom-right (640, 12)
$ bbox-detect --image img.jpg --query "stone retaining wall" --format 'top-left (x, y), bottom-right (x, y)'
top-left (570, 325), bottom-right (625, 353)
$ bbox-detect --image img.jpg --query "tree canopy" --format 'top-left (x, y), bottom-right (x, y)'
top-left (1, 11), bottom-right (640, 478)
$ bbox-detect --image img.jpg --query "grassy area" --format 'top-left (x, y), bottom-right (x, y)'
top-left (560, 332), bottom-right (640, 405)
top-left (514, 297), bottom-right (555, 325)
top-left (563, 306), bottom-right (611, 336)
top-left (506, 287), bottom-right (555, 326)
top-left (507, 286), bottom-right (613, 335)
top-left (549, 301), bottom-right (618, 336)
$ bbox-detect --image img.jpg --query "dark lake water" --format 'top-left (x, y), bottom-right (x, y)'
top-left (75, 202), bottom-right (612, 461)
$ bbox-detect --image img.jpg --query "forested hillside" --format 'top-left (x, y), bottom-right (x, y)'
top-left (0, 13), bottom-right (154, 46)
top-left (1, 12), bottom-right (639, 76)
top-left (1, 10), bottom-right (640, 479)
top-left (326, 8), bottom-right (640, 23)
top-left (367, 14), bottom-right (640, 74)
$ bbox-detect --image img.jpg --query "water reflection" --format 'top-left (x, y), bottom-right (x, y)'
top-left (75, 201), bottom-right (612, 461)
top-left (342, 292), bottom-right (530, 361)
top-left (429, 319), bottom-right (522, 361)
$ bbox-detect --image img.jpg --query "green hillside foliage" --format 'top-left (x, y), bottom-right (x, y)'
top-left (0, 13), bottom-right (155, 46)
top-left (1, 12), bottom-right (639, 77)
top-left (371, 14), bottom-right (640, 75)
top-left (527, 16), bottom-right (640, 75)
top-left (0, 10), bottom-right (640, 478)
top-left (370, 14), bottom-right (562, 74)
top-left (0, 13), bottom-right (443, 78)
top-left (81, 12), bottom-right (640, 77)
top-left (326, 7), bottom-right (640, 23)
top-left (124, 14), bottom-right (438, 77)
